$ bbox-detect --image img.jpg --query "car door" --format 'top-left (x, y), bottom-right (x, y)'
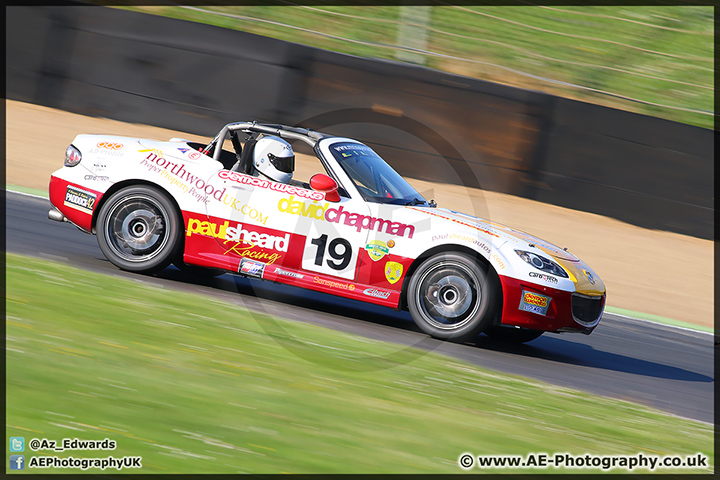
top-left (202, 168), bottom-right (297, 271)
top-left (286, 190), bottom-right (371, 281)
top-left (204, 163), bottom-right (371, 282)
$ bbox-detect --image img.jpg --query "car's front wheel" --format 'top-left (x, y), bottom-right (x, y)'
top-left (407, 252), bottom-right (497, 342)
top-left (96, 185), bottom-right (181, 273)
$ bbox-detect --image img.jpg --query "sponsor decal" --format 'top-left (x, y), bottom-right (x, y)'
top-left (155, 168), bottom-right (202, 201)
top-left (84, 175), bottom-right (110, 182)
top-left (274, 266), bottom-right (304, 279)
top-left (89, 150), bottom-right (122, 159)
top-left (387, 239), bottom-right (395, 248)
top-left (139, 147), bottom-right (164, 157)
top-left (177, 148), bottom-right (190, 154)
top-left (523, 291), bottom-right (549, 307)
top-left (313, 276), bottom-right (355, 291)
top-left (64, 186), bottom-right (97, 214)
top-left (140, 153), bottom-right (267, 223)
top-left (278, 195), bottom-right (327, 219)
top-left (239, 258), bottom-right (265, 278)
top-left (223, 243), bottom-right (282, 264)
top-left (491, 253), bottom-right (506, 270)
top-left (189, 151), bottom-right (201, 160)
top-left (432, 232), bottom-right (490, 253)
top-left (186, 218), bottom-right (286, 264)
top-left (365, 240), bottom-right (389, 261)
top-left (519, 290), bottom-right (551, 316)
top-left (225, 224), bottom-right (288, 251)
top-left (142, 150), bottom-right (216, 202)
top-left (92, 162), bottom-right (107, 172)
top-left (529, 271), bottom-right (559, 284)
top-left (279, 195), bottom-right (415, 238)
top-left (384, 261), bottom-right (403, 284)
top-left (219, 170), bottom-right (325, 201)
top-left (363, 288), bottom-right (391, 299)
top-left (186, 219), bottom-right (288, 251)
top-left (584, 270), bottom-right (596, 285)
top-left (88, 142), bottom-right (125, 158)
top-left (97, 142), bottom-right (123, 150)
top-left (410, 207), bottom-right (499, 238)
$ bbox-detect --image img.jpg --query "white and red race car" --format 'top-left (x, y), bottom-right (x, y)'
top-left (49, 121), bottom-right (606, 343)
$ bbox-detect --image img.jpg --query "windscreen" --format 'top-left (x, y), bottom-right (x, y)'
top-left (328, 142), bottom-right (430, 206)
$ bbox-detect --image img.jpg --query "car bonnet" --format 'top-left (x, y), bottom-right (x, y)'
top-left (415, 207), bottom-right (604, 293)
top-left (427, 207), bottom-right (577, 259)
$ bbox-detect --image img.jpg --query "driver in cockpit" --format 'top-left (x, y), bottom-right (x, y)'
top-left (252, 135), bottom-right (295, 184)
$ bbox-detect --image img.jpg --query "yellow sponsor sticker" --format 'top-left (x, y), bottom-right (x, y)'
top-left (384, 261), bottom-right (403, 284)
top-left (366, 240), bottom-right (389, 262)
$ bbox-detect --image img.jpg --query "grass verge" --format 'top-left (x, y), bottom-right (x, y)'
top-left (5, 253), bottom-right (713, 474)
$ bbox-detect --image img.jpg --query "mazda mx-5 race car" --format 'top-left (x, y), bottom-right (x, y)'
top-left (49, 121), bottom-right (606, 343)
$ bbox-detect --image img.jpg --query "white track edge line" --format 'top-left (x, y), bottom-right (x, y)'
top-left (7, 188), bottom-right (48, 200)
top-left (604, 312), bottom-right (713, 337)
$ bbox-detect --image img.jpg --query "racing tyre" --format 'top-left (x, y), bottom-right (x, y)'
top-left (408, 252), bottom-right (497, 342)
top-left (484, 325), bottom-right (544, 344)
top-left (97, 185), bottom-right (181, 273)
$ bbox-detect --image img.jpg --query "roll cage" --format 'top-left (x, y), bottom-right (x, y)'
top-left (206, 121), bottom-right (330, 164)
top-left (204, 121), bottom-right (434, 207)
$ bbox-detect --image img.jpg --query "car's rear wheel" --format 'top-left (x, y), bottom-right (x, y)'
top-left (97, 185), bottom-right (181, 273)
top-left (484, 325), bottom-right (544, 344)
top-left (408, 252), bottom-right (496, 342)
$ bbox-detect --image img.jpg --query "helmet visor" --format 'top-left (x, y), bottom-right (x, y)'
top-left (268, 152), bottom-right (295, 174)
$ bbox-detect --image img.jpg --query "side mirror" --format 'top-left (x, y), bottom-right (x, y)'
top-left (310, 173), bottom-right (340, 202)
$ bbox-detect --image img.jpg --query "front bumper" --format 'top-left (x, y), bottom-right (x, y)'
top-left (498, 275), bottom-right (605, 333)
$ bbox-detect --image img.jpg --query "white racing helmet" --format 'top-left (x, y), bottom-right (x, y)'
top-left (253, 136), bottom-right (295, 183)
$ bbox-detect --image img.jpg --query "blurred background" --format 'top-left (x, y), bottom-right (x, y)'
top-left (127, 3), bottom-right (713, 128)
top-left (6, 3), bottom-right (713, 239)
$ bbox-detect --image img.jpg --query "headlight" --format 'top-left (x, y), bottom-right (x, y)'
top-left (64, 144), bottom-right (82, 167)
top-left (515, 250), bottom-right (568, 278)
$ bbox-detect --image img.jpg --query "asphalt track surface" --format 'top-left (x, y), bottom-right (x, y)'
top-left (7, 191), bottom-right (714, 423)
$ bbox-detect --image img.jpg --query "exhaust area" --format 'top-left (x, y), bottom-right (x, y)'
top-left (48, 208), bottom-right (68, 223)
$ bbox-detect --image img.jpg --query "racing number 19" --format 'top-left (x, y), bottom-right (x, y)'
top-left (311, 234), bottom-right (352, 270)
